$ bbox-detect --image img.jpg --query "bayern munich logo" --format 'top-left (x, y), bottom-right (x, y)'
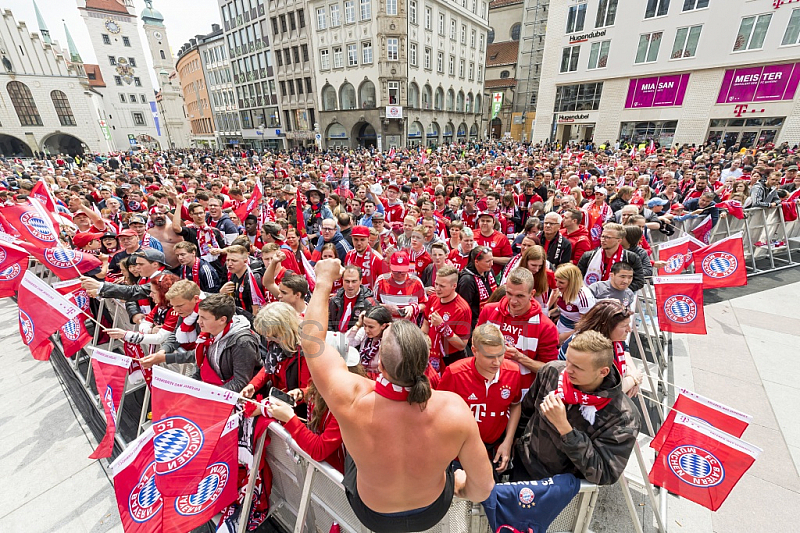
top-left (62, 318), bottom-right (81, 341)
top-left (500, 386), bottom-right (512, 400)
top-left (668, 446), bottom-right (725, 488)
top-left (128, 461), bottom-right (163, 523)
top-left (0, 263), bottom-right (22, 281)
top-left (75, 292), bottom-right (90, 311)
top-left (20, 211), bottom-right (56, 242)
top-left (585, 273), bottom-right (600, 285)
top-left (664, 295), bottom-right (698, 324)
top-left (0, 248), bottom-right (6, 264)
top-left (701, 252), bottom-right (737, 279)
top-left (44, 248), bottom-right (82, 269)
top-left (174, 462), bottom-right (229, 516)
top-left (518, 487), bottom-right (535, 506)
top-left (154, 416), bottom-right (204, 472)
top-left (19, 310), bottom-right (34, 345)
top-left (664, 253), bottom-right (685, 274)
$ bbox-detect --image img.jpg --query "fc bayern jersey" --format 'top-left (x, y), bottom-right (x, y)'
top-left (438, 359), bottom-right (522, 444)
top-left (374, 273), bottom-right (427, 316)
top-left (475, 231), bottom-right (513, 276)
top-left (408, 249), bottom-right (432, 278)
top-left (345, 249), bottom-right (385, 288)
top-left (382, 201), bottom-right (406, 226)
top-left (425, 295), bottom-right (472, 355)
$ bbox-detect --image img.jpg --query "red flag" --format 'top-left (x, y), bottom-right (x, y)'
top-left (53, 279), bottom-right (92, 312)
top-left (691, 215), bottom-right (713, 245)
top-left (653, 274), bottom-right (706, 335)
top-left (111, 427), bottom-right (163, 533)
top-left (124, 342), bottom-right (152, 387)
top-left (89, 348), bottom-right (133, 459)
top-left (656, 236), bottom-right (692, 276)
top-left (648, 414), bottom-right (761, 511)
top-left (150, 366), bottom-right (238, 497)
top-left (692, 233), bottom-right (747, 289)
top-left (30, 178), bottom-right (59, 218)
top-left (295, 188), bottom-right (307, 239)
top-left (0, 201), bottom-right (60, 248)
top-left (716, 200), bottom-right (745, 220)
top-left (781, 200), bottom-right (798, 222)
top-left (58, 292), bottom-right (93, 357)
top-left (651, 389), bottom-right (751, 453)
top-left (162, 413), bottom-right (240, 533)
top-left (17, 271), bottom-right (82, 360)
top-left (20, 244), bottom-right (102, 281)
top-left (234, 178), bottom-right (263, 224)
top-left (0, 240), bottom-right (29, 297)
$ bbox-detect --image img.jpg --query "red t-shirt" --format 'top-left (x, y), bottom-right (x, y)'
top-left (374, 273), bottom-right (428, 319)
top-left (424, 294), bottom-right (472, 372)
top-left (448, 249), bottom-right (471, 271)
top-left (475, 230), bottom-right (513, 276)
top-left (408, 248), bottom-right (433, 278)
top-left (438, 358), bottom-right (522, 444)
top-left (345, 249), bottom-right (385, 289)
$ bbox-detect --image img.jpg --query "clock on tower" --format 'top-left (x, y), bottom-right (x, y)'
top-left (104, 19), bottom-right (121, 34)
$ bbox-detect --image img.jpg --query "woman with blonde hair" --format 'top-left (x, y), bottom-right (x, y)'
top-left (518, 245), bottom-right (556, 307)
top-left (549, 263), bottom-right (596, 343)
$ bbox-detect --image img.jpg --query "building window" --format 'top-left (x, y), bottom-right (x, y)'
top-left (471, 29), bottom-right (476, 47)
top-left (459, 59), bottom-right (465, 78)
top-left (510, 23), bottom-right (521, 41)
top-left (279, 80), bottom-right (286, 96)
top-left (306, 77), bottom-right (313, 93)
top-left (588, 40), bottom-right (610, 69)
top-left (102, 33), bottom-right (110, 45)
top-left (734, 14), bottom-right (772, 51)
top-left (362, 41), bottom-right (373, 63)
top-left (302, 44), bottom-right (309, 62)
top-left (320, 49), bottom-right (330, 69)
top-left (141, 94), bottom-right (147, 104)
top-left (289, 12), bottom-right (297, 31)
top-left (297, 79), bottom-right (304, 94)
top-left (360, 0), bottom-right (371, 20)
top-left (280, 14), bottom-right (288, 32)
top-left (330, 5), bottom-right (341, 26)
top-left (424, 47), bottom-right (431, 69)
top-left (437, 51), bottom-right (443, 73)
top-left (554, 82), bottom-right (603, 112)
top-left (114, 75), bottom-right (122, 85)
top-left (123, 36), bottom-right (131, 47)
top-left (409, 43), bottom-right (417, 65)
top-left (160, 50), bottom-right (166, 60)
top-left (317, 8), bottom-right (327, 29)
top-left (487, 28), bottom-right (494, 44)
top-left (450, 19), bottom-right (456, 40)
top-left (425, 7), bottom-right (432, 30)
top-left (468, 62), bottom-right (474, 80)
top-left (439, 14), bottom-right (445, 35)
top-left (645, 0), bottom-right (670, 19)
top-left (345, 0), bottom-right (356, 23)
top-left (285, 48), bottom-right (292, 65)
top-left (276, 49), bottom-right (283, 66)
top-left (298, 9), bottom-right (306, 28)
top-left (682, 0), bottom-right (708, 11)
top-left (672, 25), bottom-right (702, 58)
top-left (387, 0), bottom-right (397, 15)
top-left (129, 94), bottom-right (137, 103)
top-left (333, 46), bottom-right (343, 67)
top-left (596, 0), bottom-right (618, 28)
top-left (272, 17), bottom-right (279, 35)
top-left (120, 93), bottom-right (126, 103)
top-left (783, 9), bottom-right (800, 45)
top-left (635, 32), bottom-right (662, 63)
top-left (109, 55), bottom-right (117, 66)
top-left (388, 81), bottom-right (400, 104)
top-left (566, 3), bottom-right (587, 33)
top-left (500, 70), bottom-right (510, 79)
top-left (348, 44), bottom-right (358, 65)
top-left (134, 77), bottom-right (142, 86)
top-left (128, 57), bottom-right (137, 67)
top-left (8, 81), bottom-right (42, 126)
top-left (410, 0), bottom-right (417, 24)
top-left (132, 111), bottom-right (146, 126)
top-left (448, 55), bottom-right (454, 75)
top-left (293, 46), bottom-right (300, 63)
top-left (461, 24), bottom-right (467, 44)
top-left (387, 38), bottom-right (399, 60)
top-left (479, 33), bottom-right (484, 50)
top-left (560, 46), bottom-right (580, 72)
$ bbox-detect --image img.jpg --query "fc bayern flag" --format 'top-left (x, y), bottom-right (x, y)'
top-left (653, 274), bottom-right (706, 335)
top-left (89, 348), bottom-right (133, 460)
top-left (21, 244), bottom-right (102, 281)
top-left (651, 388), bottom-right (752, 452)
top-left (29, 179), bottom-right (61, 234)
top-left (52, 278), bottom-right (92, 312)
top-left (0, 240), bottom-right (29, 298)
top-left (691, 214), bottom-right (713, 245)
top-left (715, 200), bottom-right (745, 220)
top-left (18, 271), bottom-right (82, 360)
top-left (692, 233), bottom-right (747, 289)
top-left (648, 414), bottom-right (761, 511)
top-left (162, 413), bottom-right (240, 533)
top-left (150, 366), bottom-right (238, 497)
top-left (110, 426), bottom-right (163, 533)
top-left (58, 292), bottom-right (92, 357)
top-left (656, 236), bottom-right (693, 276)
top-left (234, 178), bottom-right (263, 224)
top-left (295, 188), bottom-right (307, 239)
top-left (124, 342), bottom-right (152, 387)
top-left (0, 201), bottom-right (59, 248)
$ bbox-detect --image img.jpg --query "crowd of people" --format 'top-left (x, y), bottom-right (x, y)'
top-left (5, 138), bottom-right (798, 530)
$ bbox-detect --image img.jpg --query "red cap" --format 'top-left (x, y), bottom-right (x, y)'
top-left (146, 184), bottom-right (160, 191)
top-left (351, 225), bottom-right (370, 238)
top-left (72, 232), bottom-right (100, 249)
top-left (390, 250), bottom-right (411, 272)
top-left (671, 203), bottom-right (685, 212)
top-left (477, 210), bottom-right (495, 219)
top-left (387, 184), bottom-right (401, 192)
top-left (118, 228), bottom-right (138, 237)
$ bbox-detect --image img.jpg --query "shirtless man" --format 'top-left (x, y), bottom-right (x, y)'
top-left (146, 205), bottom-right (184, 268)
top-left (301, 259), bottom-right (494, 532)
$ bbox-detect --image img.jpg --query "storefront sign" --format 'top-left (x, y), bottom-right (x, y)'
top-left (386, 106), bottom-right (403, 119)
top-left (568, 29), bottom-right (607, 44)
top-left (556, 112), bottom-right (597, 124)
top-left (491, 92), bottom-right (504, 120)
top-left (625, 74), bottom-right (690, 109)
top-left (716, 63), bottom-right (800, 104)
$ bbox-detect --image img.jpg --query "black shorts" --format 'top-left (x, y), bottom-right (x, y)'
top-left (343, 455), bottom-right (455, 532)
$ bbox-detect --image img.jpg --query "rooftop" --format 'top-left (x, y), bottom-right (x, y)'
top-left (489, 0), bottom-right (524, 8)
top-left (83, 0), bottom-right (130, 15)
top-left (84, 64), bottom-right (106, 87)
top-left (484, 78), bottom-right (517, 89)
top-left (486, 41), bottom-right (519, 67)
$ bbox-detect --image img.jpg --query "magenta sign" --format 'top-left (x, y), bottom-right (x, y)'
top-left (716, 62), bottom-right (800, 104)
top-left (625, 74), bottom-right (691, 109)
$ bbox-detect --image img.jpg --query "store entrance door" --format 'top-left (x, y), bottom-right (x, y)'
top-left (706, 117), bottom-right (785, 149)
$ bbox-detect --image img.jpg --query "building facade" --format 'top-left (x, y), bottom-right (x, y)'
top-left (511, 0), bottom-right (548, 142)
top-left (198, 25), bottom-right (242, 149)
top-left (0, 6), bottom-right (107, 157)
top-left (483, 0), bottom-right (523, 140)
top-left (309, 0), bottom-right (490, 149)
top-left (78, 0), bottom-right (162, 150)
top-left (218, 0), bottom-right (283, 151)
top-left (176, 43), bottom-right (216, 147)
top-left (268, 1), bottom-right (317, 148)
top-left (532, 0), bottom-right (800, 148)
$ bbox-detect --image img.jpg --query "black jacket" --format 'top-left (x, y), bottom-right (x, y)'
top-left (576, 248), bottom-right (645, 292)
top-left (98, 280), bottom-right (152, 321)
top-left (539, 232), bottom-right (572, 268)
top-left (328, 286), bottom-right (376, 331)
top-left (191, 315), bottom-right (261, 392)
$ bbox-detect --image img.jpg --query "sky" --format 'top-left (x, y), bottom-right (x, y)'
top-left (6, 0), bottom-right (222, 89)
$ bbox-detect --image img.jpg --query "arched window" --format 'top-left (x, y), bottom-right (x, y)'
top-left (340, 82), bottom-right (356, 109)
top-left (510, 23), bottom-right (521, 41)
top-left (465, 92), bottom-right (473, 113)
top-left (487, 28), bottom-right (495, 44)
top-left (456, 91), bottom-right (465, 112)
top-left (422, 84), bottom-right (432, 109)
top-left (434, 87), bottom-right (444, 110)
top-left (446, 89), bottom-right (454, 111)
top-left (500, 70), bottom-right (510, 79)
top-left (359, 80), bottom-right (376, 108)
top-left (474, 94), bottom-right (482, 113)
top-left (51, 90), bottom-right (76, 126)
top-left (8, 81), bottom-right (42, 126)
top-left (408, 82), bottom-right (419, 108)
top-left (322, 84), bottom-right (337, 111)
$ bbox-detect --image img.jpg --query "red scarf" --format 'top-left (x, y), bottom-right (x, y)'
top-left (613, 341), bottom-right (627, 377)
top-left (375, 374), bottom-right (410, 401)
top-left (176, 302), bottom-right (200, 348)
top-left (474, 270), bottom-right (498, 303)
top-left (190, 223), bottom-right (220, 258)
top-left (556, 370), bottom-right (610, 425)
top-left (181, 258), bottom-right (201, 284)
top-left (194, 321), bottom-right (233, 386)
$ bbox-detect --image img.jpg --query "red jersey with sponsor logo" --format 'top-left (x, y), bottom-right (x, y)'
top-left (460, 210), bottom-right (479, 230)
top-left (381, 200), bottom-right (406, 227)
top-left (344, 249), bottom-right (385, 289)
top-left (438, 358), bottom-right (522, 444)
top-left (448, 248), bottom-right (471, 271)
top-left (373, 273), bottom-right (428, 318)
top-left (408, 248), bottom-right (433, 278)
top-left (475, 230), bottom-right (513, 276)
top-left (424, 294), bottom-right (472, 372)
top-left (476, 296), bottom-right (559, 390)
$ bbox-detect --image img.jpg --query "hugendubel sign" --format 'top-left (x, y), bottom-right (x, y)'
top-left (716, 62), bottom-right (800, 104)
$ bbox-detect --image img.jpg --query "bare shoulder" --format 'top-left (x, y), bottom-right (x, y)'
top-left (429, 389), bottom-right (476, 426)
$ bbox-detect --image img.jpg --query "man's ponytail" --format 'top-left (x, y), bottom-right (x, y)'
top-left (407, 374), bottom-right (432, 406)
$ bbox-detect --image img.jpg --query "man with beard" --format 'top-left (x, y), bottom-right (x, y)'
top-left (146, 205), bottom-right (184, 267)
top-left (345, 225), bottom-right (385, 288)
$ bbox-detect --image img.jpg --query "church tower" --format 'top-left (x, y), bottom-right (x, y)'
top-left (77, 0), bottom-right (160, 151)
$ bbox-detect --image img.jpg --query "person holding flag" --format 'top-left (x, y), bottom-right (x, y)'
top-left (220, 244), bottom-right (266, 318)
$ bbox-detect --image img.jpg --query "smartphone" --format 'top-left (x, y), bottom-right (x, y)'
top-left (268, 387), bottom-right (296, 408)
